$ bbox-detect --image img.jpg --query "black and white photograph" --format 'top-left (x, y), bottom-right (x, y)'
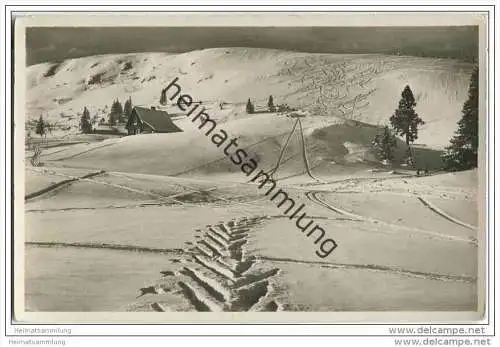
top-left (13, 12), bottom-right (486, 323)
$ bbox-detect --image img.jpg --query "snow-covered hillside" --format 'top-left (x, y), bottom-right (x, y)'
top-left (27, 48), bottom-right (473, 149)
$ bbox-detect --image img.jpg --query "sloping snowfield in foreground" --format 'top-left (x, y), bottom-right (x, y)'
top-left (25, 168), bottom-right (477, 312)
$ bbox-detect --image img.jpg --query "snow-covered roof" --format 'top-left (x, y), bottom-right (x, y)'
top-left (129, 106), bottom-right (183, 133)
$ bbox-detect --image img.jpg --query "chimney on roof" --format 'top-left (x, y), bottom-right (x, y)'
top-left (151, 106), bottom-right (156, 110)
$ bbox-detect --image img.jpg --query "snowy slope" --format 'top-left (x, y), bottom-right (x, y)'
top-left (26, 48), bottom-right (476, 182)
top-left (27, 48), bottom-right (472, 148)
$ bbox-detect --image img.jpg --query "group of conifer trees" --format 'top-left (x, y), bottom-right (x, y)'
top-left (77, 97), bottom-right (133, 133)
top-left (373, 66), bottom-right (478, 172)
top-left (246, 95), bottom-right (276, 114)
top-left (107, 97), bottom-right (133, 126)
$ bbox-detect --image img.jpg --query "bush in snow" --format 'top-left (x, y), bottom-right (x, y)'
top-left (372, 125), bottom-right (397, 164)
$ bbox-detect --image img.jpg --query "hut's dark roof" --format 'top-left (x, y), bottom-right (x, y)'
top-left (130, 106), bottom-right (183, 133)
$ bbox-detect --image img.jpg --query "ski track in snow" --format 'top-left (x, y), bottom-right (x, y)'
top-left (26, 241), bottom-right (185, 255)
top-left (299, 174), bottom-right (415, 189)
top-left (26, 202), bottom-right (177, 212)
top-left (417, 196), bottom-right (477, 231)
top-left (258, 256), bottom-right (476, 283)
top-left (304, 191), bottom-right (476, 244)
top-left (25, 170), bottom-right (105, 201)
top-left (48, 141), bottom-right (122, 161)
top-left (26, 167), bottom-right (223, 207)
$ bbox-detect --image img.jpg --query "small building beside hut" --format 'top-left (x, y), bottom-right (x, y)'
top-left (93, 124), bottom-right (121, 135)
top-left (126, 106), bottom-right (183, 135)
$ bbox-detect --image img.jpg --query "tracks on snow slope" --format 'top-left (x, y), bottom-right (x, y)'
top-left (258, 256), bottom-right (475, 283)
top-left (25, 167), bottom-right (222, 208)
top-left (27, 170), bottom-right (476, 310)
top-left (26, 212), bottom-right (475, 312)
top-left (127, 213), bottom-right (475, 312)
top-left (304, 191), bottom-right (476, 244)
top-left (301, 174), bottom-right (477, 232)
top-left (26, 241), bottom-right (185, 255)
top-left (416, 196), bottom-right (477, 231)
top-left (25, 170), bottom-right (105, 201)
top-left (131, 216), bottom-right (282, 312)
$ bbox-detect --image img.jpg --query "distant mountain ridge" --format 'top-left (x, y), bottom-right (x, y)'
top-left (26, 26), bottom-right (478, 65)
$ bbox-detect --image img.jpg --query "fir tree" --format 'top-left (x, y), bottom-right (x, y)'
top-left (110, 99), bottom-right (124, 123)
top-left (246, 98), bottom-right (255, 114)
top-left (35, 115), bottom-right (46, 138)
top-left (268, 95), bottom-right (276, 112)
top-left (390, 85), bottom-right (425, 166)
top-left (442, 66), bottom-right (478, 171)
top-left (116, 100), bottom-right (124, 123)
top-left (80, 106), bottom-right (92, 133)
top-left (109, 100), bottom-right (116, 123)
top-left (108, 100), bottom-right (116, 125)
top-left (108, 111), bottom-right (117, 126)
top-left (124, 97), bottom-right (133, 121)
top-left (372, 125), bottom-right (397, 162)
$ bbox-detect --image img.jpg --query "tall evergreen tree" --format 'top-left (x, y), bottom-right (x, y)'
top-left (390, 85), bottom-right (425, 165)
top-left (108, 100), bottom-right (117, 125)
top-left (110, 99), bottom-right (124, 123)
top-left (35, 114), bottom-right (46, 138)
top-left (124, 97), bottom-right (133, 121)
top-left (372, 125), bottom-right (397, 162)
top-left (116, 100), bottom-right (124, 123)
top-left (246, 98), bottom-right (255, 114)
top-left (108, 111), bottom-right (117, 126)
top-left (442, 66), bottom-right (479, 171)
top-left (80, 106), bottom-right (92, 133)
top-left (267, 95), bottom-right (276, 112)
